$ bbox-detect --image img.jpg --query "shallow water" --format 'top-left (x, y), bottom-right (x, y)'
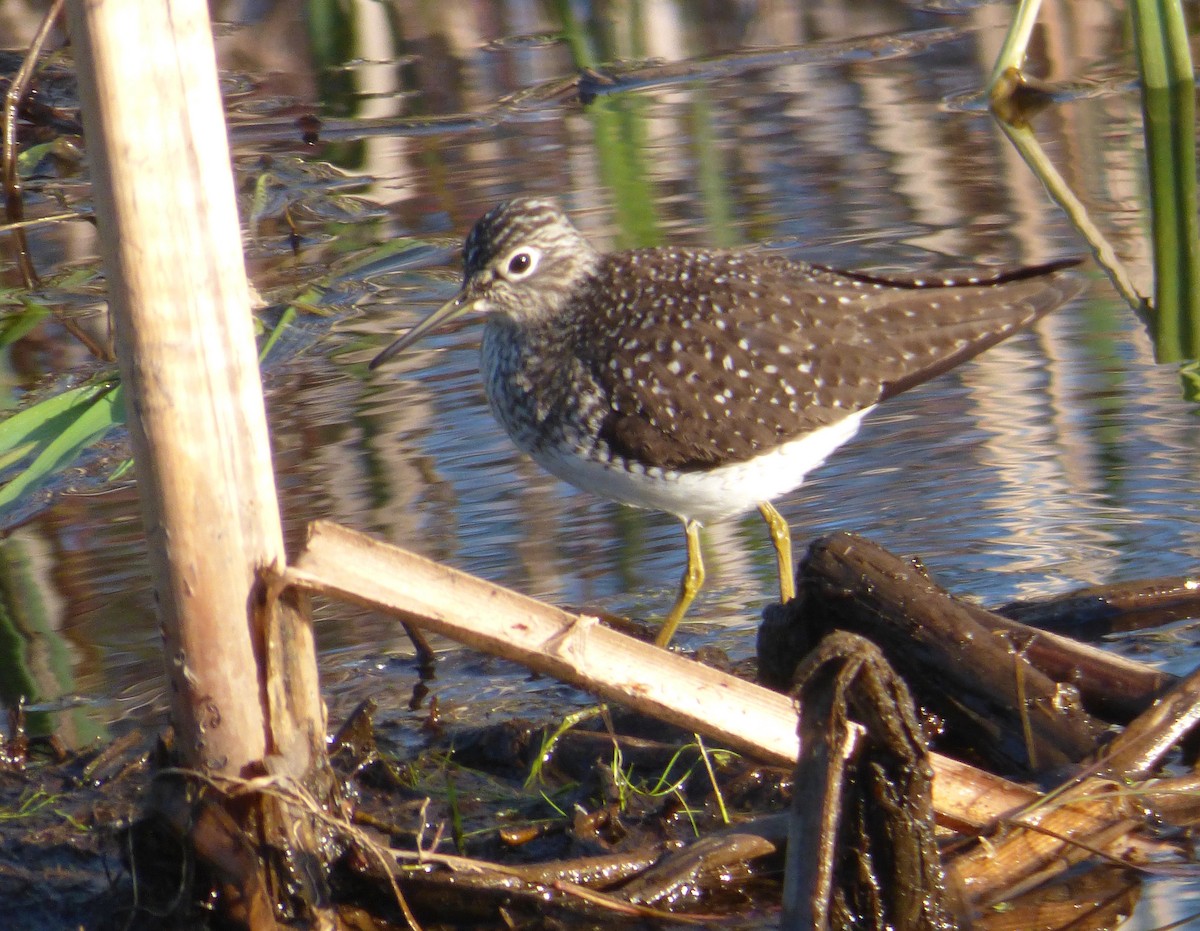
top-left (4, 1), bottom-right (1200, 926)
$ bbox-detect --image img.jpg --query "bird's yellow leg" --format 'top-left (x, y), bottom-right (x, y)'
top-left (758, 502), bottom-right (795, 603)
top-left (655, 519), bottom-right (705, 648)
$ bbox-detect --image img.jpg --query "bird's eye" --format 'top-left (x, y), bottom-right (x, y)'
top-left (501, 247), bottom-right (541, 281)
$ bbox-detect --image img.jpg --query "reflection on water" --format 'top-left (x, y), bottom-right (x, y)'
top-left (6, 0), bottom-right (1197, 704)
top-left (4, 0), bottom-right (1200, 847)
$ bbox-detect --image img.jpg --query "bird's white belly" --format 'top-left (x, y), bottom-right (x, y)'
top-left (526, 407), bottom-right (874, 525)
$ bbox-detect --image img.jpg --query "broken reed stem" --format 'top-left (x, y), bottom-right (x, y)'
top-left (286, 519), bottom-right (1040, 830)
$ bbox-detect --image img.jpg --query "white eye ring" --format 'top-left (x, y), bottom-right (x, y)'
top-left (500, 246), bottom-right (542, 281)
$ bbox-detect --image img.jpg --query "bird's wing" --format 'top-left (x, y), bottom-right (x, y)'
top-left (580, 250), bottom-right (1081, 472)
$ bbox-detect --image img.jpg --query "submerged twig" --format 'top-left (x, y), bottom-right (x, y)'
top-left (2, 0), bottom-right (63, 288)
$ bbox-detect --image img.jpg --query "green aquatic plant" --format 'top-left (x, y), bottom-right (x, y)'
top-left (0, 377), bottom-right (125, 519)
top-left (990, 0), bottom-right (1200, 367)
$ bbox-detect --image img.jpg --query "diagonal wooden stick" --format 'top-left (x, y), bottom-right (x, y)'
top-left (283, 519), bottom-right (1037, 831)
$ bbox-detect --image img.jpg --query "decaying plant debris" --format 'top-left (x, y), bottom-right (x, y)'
top-left (4, 523), bottom-right (1200, 930)
top-left (274, 523), bottom-right (1200, 929)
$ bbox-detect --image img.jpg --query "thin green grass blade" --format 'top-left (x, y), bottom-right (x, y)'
top-left (1133, 0), bottom-right (1200, 362)
top-left (0, 380), bottom-right (116, 462)
top-left (0, 300), bottom-right (51, 349)
top-left (987, 0), bottom-right (1045, 90)
top-left (1131, 0), bottom-right (1193, 89)
top-left (0, 382), bottom-right (125, 514)
top-left (258, 303), bottom-right (298, 363)
top-left (1142, 83), bottom-right (1200, 361)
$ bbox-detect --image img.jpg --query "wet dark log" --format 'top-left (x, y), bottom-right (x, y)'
top-left (336, 846), bottom-right (747, 926)
top-left (782, 632), bottom-right (959, 931)
top-left (957, 602), bottom-right (1171, 724)
top-left (337, 864), bottom-right (638, 926)
top-left (759, 533), bottom-right (1109, 776)
top-left (1088, 661), bottom-right (1200, 780)
top-left (763, 535), bottom-right (1173, 726)
top-left (1138, 773), bottom-right (1200, 829)
top-left (617, 834), bottom-right (777, 907)
top-left (996, 575), bottom-right (1200, 636)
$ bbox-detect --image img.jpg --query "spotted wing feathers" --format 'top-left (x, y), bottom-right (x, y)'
top-left (582, 250), bottom-right (1083, 471)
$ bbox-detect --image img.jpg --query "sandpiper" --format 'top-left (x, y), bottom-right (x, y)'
top-left (371, 198), bottom-right (1082, 646)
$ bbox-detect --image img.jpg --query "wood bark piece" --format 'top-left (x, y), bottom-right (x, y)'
top-left (946, 781), bottom-right (1145, 908)
top-left (66, 0), bottom-right (325, 784)
top-left (763, 535), bottom-right (1170, 725)
top-left (67, 1), bottom-right (333, 922)
top-left (782, 633), bottom-right (955, 931)
top-left (285, 519), bottom-right (1036, 829)
top-left (960, 599), bottom-right (1171, 723)
top-left (997, 575), bottom-right (1200, 635)
top-left (758, 534), bottom-right (1151, 774)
